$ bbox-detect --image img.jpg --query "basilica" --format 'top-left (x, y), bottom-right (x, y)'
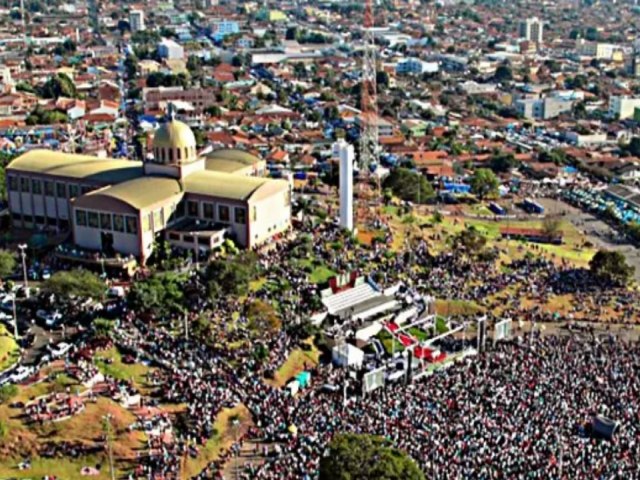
top-left (6, 114), bottom-right (291, 263)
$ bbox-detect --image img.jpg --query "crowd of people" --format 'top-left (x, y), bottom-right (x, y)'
top-left (16, 215), bottom-right (640, 479)
top-left (97, 219), bottom-right (640, 479)
top-left (238, 335), bottom-right (640, 479)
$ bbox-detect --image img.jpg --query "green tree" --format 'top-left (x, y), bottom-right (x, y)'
top-left (489, 153), bottom-right (518, 173)
top-left (589, 250), bottom-right (635, 287)
top-left (93, 318), bottom-right (115, 338)
top-left (128, 272), bottom-right (186, 318)
top-left (382, 168), bottom-right (435, 204)
top-left (124, 55), bottom-right (138, 79)
top-left (39, 73), bottom-right (77, 98)
top-left (542, 216), bottom-right (562, 238)
top-left (0, 250), bottom-right (16, 278)
top-left (470, 168), bottom-right (500, 199)
top-left (42, 270), bottom-right (105, 300)
top-left (539, 149), bottom-right (568, 165)
top-left (452, 226), bottom-right (487, 257)
top-left (494, 64), bottom-right (513, 82)
top-left (206, 252), bottom-right (259, 300)
top-left (319, 434), bottom-right (424, 480)
top-left (376, 70), bottom-right (390, 88)
top-left (26, 106), bottom-right (69, 125)
top-left (186, 55), bottom-right (202, 76)
top-left (246, 299), bottom-right (281, 335)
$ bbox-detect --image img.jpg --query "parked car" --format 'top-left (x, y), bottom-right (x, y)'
top-left (9, 366), bottom-right (35, 384)
top-left (48, 342), bottom-right (73, 359)
top-left (36, 309), bottom-right (63, 328)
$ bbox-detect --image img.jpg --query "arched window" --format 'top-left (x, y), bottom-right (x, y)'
top-left (168, 148), bottom-right (173, 163)
top-left (176, 148), bottom-right (181, 161)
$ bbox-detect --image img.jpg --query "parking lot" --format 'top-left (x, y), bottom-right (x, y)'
top-left (540, 198), bottom-right (640, 281)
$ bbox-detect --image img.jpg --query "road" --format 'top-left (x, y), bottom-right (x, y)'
top-left (539, 198), bottom-right (640, 282)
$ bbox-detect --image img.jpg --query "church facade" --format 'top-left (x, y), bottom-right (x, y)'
top-left (6, 115), bottom-right (291, 263)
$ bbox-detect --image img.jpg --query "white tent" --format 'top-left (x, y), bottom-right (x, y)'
top-left (332, 343), bottom-right (365, 369)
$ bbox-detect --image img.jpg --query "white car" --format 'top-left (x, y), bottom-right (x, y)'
top-left (0, 311), bottom-right (12, 322)
top-left (48, 342), bottom-right (73, 359)
top-left (9, 366), bottom-right (35, 384)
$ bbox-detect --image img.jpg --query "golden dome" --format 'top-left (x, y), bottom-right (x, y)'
top-left (152, 116), bottom-right (198, 166)
top-left (153, 119), bottom-right (196, 151)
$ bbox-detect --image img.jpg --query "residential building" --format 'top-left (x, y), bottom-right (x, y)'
top-left (129, 9), bottom-right (145, 32)
top-left (577, 40), bottom-right (623, 61)
top-left (356, 114), bottom-right (393, 138)
top-left (515, 97), bottom-right (573, 120)
top-left (143, 86), bottom-right (217, 114)
top-left (395, 57), bottom-right (439, 75)
top-left (157, 38), bottom-right (184, 60)
top-left (519, 17), bottom-right (543, 44)
top-left (609, 96), bottom-right (640, 120)
top-left (211, 19), bottom-right (239, 41)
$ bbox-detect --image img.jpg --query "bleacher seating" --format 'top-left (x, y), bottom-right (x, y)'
top-left (322, 283), bottom-right (379, 315)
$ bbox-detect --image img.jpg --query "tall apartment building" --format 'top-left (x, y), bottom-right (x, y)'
top-left (129, 9), bottom-right (145, 32)
top-left (519, 17), bottom-right (543, 44)
top-left (609, 96), bottom-right (640, 120)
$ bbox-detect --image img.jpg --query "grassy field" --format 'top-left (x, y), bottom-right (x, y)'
top-left (309, 265), bottom-right (336, 284)
top-left (386, 207), bottom-right (597, 266)
top-left (183, 403), bottom-right (253, 477)
top-left (0, 371), bottom-right (144, 478)
top-left (435, 299), bottom-right (483, 316)
top-left (0, 323), bottom-right (19, 372)
top-left (95, 347), bottom-right (155, 393)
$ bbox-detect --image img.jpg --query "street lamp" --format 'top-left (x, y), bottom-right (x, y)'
top-left (12, 293), bottom-right (18, 341)
top-left (18, 244), bottom-right (28, 290)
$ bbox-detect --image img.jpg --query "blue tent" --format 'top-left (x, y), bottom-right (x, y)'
top-left (295, 371), bottom-right (311, 389)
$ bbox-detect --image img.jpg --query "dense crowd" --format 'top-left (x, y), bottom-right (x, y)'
top-left (24, 219), bottom-right (640, 479)
top-left (241, 335), bottom-right (640, 479)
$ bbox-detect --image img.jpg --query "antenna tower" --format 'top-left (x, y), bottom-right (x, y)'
top-left (360, 0), bottom-right (378, 173)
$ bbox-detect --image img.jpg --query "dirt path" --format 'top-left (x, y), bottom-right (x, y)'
top-left (221, 441), bottom-right (280, 479)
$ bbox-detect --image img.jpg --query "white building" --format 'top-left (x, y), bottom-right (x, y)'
top-left (395, 57), bottom-right (439, 75)
top-left (157, 38), bottom-right (184, 60)
top-left (519, 17), bottom-right (543, 44)
top-left (609, 96), bottom-right (640, 120)
top-left (334, 141), bottom-right (354, 232)
top-left (129, 9), bottom-right (145, 32)
top-left (577, 40), bottom-right (622, 61)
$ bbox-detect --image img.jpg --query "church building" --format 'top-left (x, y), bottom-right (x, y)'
top-left (6, 113), bottom-right (291, 263)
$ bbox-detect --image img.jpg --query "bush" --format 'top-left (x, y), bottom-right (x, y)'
top-left (0, 384), bottom-right (18, 404)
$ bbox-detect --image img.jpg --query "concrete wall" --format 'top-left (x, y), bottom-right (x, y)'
top-left (249, 189), bottom-right (291, 247)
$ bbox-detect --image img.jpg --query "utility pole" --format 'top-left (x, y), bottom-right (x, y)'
top-left (12, 294), bottom-right (19, 341)
top-left (20, 0), bottom-right (26, 44)
top-left (18, 244), bottom-right (28, 291)
top-left (103, 415), bottom-right (115, 480)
